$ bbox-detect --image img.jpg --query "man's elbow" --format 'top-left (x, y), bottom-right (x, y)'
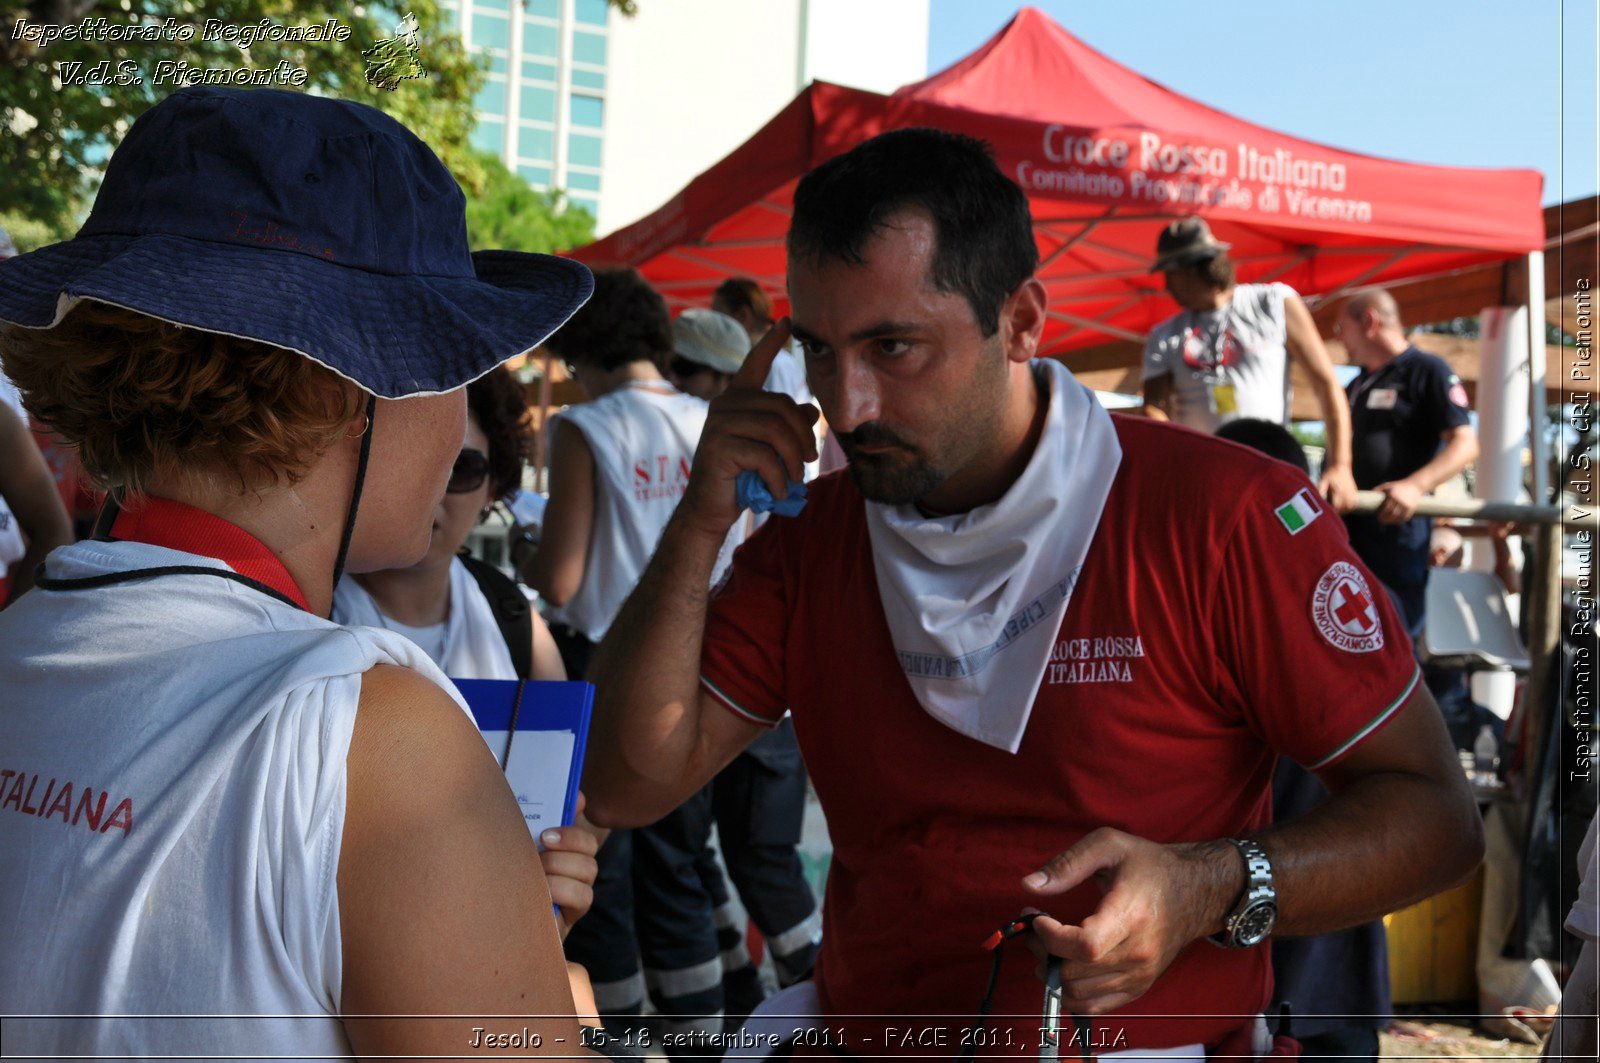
top-left (583, 786), bottom-right (674, 830)
top-left (1434, 775), bottom-right (1487, 889)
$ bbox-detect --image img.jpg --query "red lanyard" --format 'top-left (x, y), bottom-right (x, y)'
top-left (110, 496), bottom-right (311, 612)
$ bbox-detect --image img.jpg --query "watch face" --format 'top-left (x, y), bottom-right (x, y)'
top-left (1235, 901), bottom-right (1277, 947)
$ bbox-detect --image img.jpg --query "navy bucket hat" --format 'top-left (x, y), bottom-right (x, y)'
top-left (0, 86), bottom-right (593, 398)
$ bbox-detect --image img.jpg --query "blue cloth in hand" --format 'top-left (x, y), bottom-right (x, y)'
top-left (736, 469), bottom-right (807, 517)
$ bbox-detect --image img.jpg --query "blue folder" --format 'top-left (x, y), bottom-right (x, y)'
top-left (451, 678), bottom-right (594, 833)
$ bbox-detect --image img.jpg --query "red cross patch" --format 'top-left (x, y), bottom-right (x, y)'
top-left (1311, 561), bottom-right (1385, 653)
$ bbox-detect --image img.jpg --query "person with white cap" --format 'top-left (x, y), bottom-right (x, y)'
top-left (665, 307), bottom-right (750, 401)
top-left (0, 87), bottom-right (602, 1057)
top-left (1141, 217), bottom-right (1357, 512)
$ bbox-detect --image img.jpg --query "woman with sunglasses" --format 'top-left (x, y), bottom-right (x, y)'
top-left (334, 367), bottom-right (567, 684)
top-left (332, 367), bottom-right (594, 933)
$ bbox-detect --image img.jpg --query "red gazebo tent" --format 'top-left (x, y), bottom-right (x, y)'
top-left (572, 6), bottom-right (1544, 361)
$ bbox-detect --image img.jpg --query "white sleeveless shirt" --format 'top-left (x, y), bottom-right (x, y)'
top-left (547, 382), bottom-right (711, 642)
top-left (0, 538), bottom-right (463, 1059)
top-left (332, 557), bottom-right (520, 679)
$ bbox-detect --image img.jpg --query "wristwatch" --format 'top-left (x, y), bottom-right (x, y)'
top-left (1209, 837), bottom-right (1277, 948)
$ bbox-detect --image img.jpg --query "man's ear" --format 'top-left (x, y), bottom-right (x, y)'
top-left (1001, 277), bottom-right (1048, 364)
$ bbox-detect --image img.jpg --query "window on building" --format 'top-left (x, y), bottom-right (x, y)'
top-left (520, 85), bottom-right (556, 123)
top-left (523, 21), bottom-right (557, 59)
top-left (523, 60), bottom-right (557, 83)
top-left (476, 0), bottom-right (509, 9)
top-left (570, 196), bottom-right (600, 217)
top-left (471, 12), bottom-right (510, 51)
top-left (518, 164), bottom-right (554, 186)
top-left (570, 95), bottom-right (604, 129)
top-left (475, 78), bottom-right (507, 118)
top-left (568, 133), bottom-right (602, 169)
top-left (570, 68), bottom-right (605, 91)
top-left (566, 170), bottom-right (601, 192)
top-left (487, 53), bottom-right (507, 74)
top-left (520, 126), bottom-right (555, 162)
top-left (571, 31), bottom-right (606, 66)
top-left (525, 0), bottom-right (559, 18)
top-left (471, 119), bottom-right (505, 155)
top-left (575, 0), bottom-right (609, 25)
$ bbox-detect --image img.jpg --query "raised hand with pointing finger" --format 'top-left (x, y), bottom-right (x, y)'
top-left (679, 318), bottom-right (819, 541)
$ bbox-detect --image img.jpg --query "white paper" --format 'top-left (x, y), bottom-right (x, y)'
top-left (478, 728), bottom-right (577, 845)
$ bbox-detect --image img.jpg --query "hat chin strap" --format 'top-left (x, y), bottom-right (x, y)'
top-left (329, 393), bottom-right (378, 616)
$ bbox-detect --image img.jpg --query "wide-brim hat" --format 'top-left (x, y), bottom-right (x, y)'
top-left (1150, 217), bottom-right (1231, 273)
top-left (672, 308), bottom-right (749, 374)
top-left (0, 87), bottom-right (593, 398)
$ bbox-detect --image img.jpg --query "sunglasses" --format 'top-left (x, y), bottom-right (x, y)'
top-left (447, 448), bottom-right (490, 494)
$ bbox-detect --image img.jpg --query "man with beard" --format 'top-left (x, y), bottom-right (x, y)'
top-left (581, 129), bottom-right (1482, 1057)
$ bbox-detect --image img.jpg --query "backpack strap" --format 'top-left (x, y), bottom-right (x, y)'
top-left (458, 552), bottom-right (534, 680)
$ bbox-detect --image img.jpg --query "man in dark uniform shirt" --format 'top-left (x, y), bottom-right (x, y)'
top-left (1336, 288), bottom-right (1478, 638)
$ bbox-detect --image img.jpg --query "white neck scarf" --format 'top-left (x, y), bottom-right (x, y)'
top-left (863, 359), bottom-right (1122, 753)
top-left (332, 557), bottom-right (520, 680)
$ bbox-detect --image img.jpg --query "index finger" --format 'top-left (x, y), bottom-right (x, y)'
top-left (732, 316), bottom-right (793, 390)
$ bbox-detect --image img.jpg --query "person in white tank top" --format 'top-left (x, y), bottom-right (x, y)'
top-left (0, 87), bottom-right (604, 1059)
top-left (333, 368), bottom-right (598, 933)
top-left (524, 268), bottom-right (719, 666)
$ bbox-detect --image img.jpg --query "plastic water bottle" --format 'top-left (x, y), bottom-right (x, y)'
top-left (1474, 724), bottom-right (1499, 781)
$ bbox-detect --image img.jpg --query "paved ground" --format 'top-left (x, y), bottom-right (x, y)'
top-left (1381, 1010), bottom-right (1547, 1060)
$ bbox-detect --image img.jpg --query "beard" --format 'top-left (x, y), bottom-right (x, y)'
top-left (838, 423), bottom-right (946, 505)
top-left (836, 340), bottom-right (1015, 507)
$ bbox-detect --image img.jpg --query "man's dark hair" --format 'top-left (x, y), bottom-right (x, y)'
top-left (545, 267), bottom-right (671, 372)
top-left (466, 365), bottom-right (533, 503)
top-left (1214, 418), bottom-right (1310, 476)
top-left (1171, 252), bottom-right (1236, 291)
top-left (711, 277), bottom-right (772, 326)
top-left (788, 128), bottom-right (1038, 337)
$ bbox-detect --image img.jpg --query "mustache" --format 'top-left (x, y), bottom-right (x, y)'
top-left (837, 423), bottom-right (914, 452)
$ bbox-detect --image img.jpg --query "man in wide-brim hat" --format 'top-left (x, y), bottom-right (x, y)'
top-left (1140, 216), bottom-right (1358, 513)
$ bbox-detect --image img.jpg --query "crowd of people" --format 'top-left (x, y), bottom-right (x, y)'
top-left (1, 84), bottom-right (1589, 1063)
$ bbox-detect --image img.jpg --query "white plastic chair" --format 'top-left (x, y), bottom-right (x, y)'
top-left (1421, 568), bottom-right (1530, 672)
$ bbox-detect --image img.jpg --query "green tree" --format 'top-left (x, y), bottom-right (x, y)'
top-left (1289, 422), bottom-right (1327, 450)
top-left (464, 150), bottom-right (594, 254)
top-left (0, 0), bottom-right (633, 248)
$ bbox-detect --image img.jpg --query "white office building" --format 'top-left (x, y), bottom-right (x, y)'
top-left (438, 0), bottom-right (929, 235)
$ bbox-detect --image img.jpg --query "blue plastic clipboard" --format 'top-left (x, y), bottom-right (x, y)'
top-left (451, 678), bottom-right (594, 835)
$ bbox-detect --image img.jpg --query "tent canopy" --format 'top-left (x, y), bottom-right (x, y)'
top-left (573, 6), bottom-right (1544, 360)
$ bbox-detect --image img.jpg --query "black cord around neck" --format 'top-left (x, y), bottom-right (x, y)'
top-left (329, 393), bottom-right (377, 618)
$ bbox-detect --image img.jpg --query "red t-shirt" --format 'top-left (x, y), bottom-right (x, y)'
top-left (701, 416), bottom-right (1419, 1053)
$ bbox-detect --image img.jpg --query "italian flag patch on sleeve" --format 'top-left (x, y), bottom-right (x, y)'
top-left (1275, 487), bottom-right (1323, 535)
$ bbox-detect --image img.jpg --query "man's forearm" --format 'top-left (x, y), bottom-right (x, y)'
top-left (1406, 433), bottom-right (1478, 495)
top-left (583, 510), bottom-right (728, 826)
top-left (1261, 767), bottom-right (1482, 936)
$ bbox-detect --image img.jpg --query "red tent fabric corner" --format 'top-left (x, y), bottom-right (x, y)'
top-left (571, 6), bottom-right (1544, 359)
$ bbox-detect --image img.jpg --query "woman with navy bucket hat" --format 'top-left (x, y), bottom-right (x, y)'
top-left (0, 87), bottom-right (598, 1057)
